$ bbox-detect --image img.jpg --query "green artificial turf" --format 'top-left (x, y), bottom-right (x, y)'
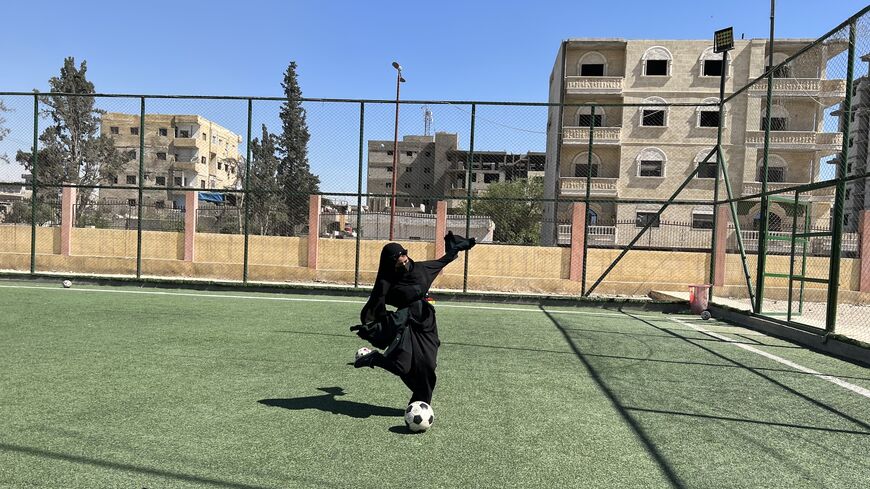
top-left (0, 281), bottom-right (868, 488)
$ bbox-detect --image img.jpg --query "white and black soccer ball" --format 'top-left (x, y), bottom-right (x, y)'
top-left (355, 347), bottom-right (372, 361)
top-left (62, 280), bottom-right (72, 288)
top-left (404, 401), bottom-right (435, 433)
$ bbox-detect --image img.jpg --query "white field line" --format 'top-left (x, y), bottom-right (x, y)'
top-left (669, 317), bottom-right (870, 400)
top-left (0, 283), bottom-right (664, 319)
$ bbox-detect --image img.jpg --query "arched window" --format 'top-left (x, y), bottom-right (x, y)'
top-left (695, 148), bottom-right (718, 179)
top-left (640, 96), bottom-right (668, 127)
top-left (579, 52), bottom-right (607, 76)
top-left (771, 52), bottom-right (792, 78)
top-left (697, 97), bottom-right (722, 128)
top-left (587, 208), bottom-right (599, 226)
top-left (642, 46), bottom-right (672, 76)
top-left (699, 47), bottom-right (725, 77)
top-left (756, 154), bottom-right (788, 182)
top-left (761, 104), bottom-right (789, 131)
top-left (636, 147), bottom-right (666, 177)
top-left (576, 106), bottom-right (605, 127)
top-left (573, 152), bottom-right (601, 178)
top-left (754, 212), bottom-right (783, 232)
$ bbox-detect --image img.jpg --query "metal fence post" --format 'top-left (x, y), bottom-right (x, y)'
top-left (463, 103), bottom-right (476, 293)
top-left (354, 102), bottom-right (365, 288)
top-left (826, 20), bottom-right (857, 333)
top-left (135, 97), bottom-right (145, 279)
top-left (755, 2), bottom-right (777, 313)
top-left (243, 98), bottom-right (253, 284)
top-left (29, 94), bottom-right (39, 275)
top-left (709, 51), bottom-right (728, 301)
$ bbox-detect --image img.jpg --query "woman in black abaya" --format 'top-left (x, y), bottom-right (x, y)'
top-left (350, 232), bottom-right (475, 405)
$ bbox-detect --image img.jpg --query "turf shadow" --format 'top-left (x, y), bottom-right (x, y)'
top-left (258, 387), bottom-right (404, 419)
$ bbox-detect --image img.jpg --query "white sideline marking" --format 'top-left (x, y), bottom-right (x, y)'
top-left (0, 284), bottom-right (663, 318)
top-left (669, 317), bottom-right (870, 400)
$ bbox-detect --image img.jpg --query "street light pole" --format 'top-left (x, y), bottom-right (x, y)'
top-left (389, 61), bottom-right (405, 241)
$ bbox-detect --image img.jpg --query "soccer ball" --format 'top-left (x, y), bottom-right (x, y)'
top-left (62, 280), bottom-right (72, 288)
top-left (404, 401), bottom-right (435, 433)
top-left (355, 347), bottom-right (372, 361)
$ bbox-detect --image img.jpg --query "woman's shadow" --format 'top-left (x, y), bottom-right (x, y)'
top-left (258, 387), bottom-right (404, 419)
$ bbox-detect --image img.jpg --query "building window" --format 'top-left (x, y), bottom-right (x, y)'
top-left (700, 47), bottom-right (725, 77)
top-left (202, 133), bottom-right (207, 140)
top-left (126, 175), bottom-right (137, 184)
top-left (110, 126), bottom-right (119, 135)
top-left (128, 199), bottom-right (137, 206)
top-left (692, 208), bottom-right (714, 229)
top-left (754, 213), bottom-right (783, 232)
top-left (645, 59), bottom-right (668, 76)
top-left (406, 151), bottom-right (414, 157)
top-left (577, 114), bottom-right (603, 127)
top-left (156, 176), bottom-right (166, 186)
top-left (201, 180), bottom-right (206, 189)
top-left (484, 173), bottom-right (499, 183)
top-left (156, 152), bottom-right (167, 160)
top-left (758, 166), bottom-right (785, 182)
top-left (386, 182), bottom-right (392, 188)
top-left (640, 97), bottom-right (668, 127)
top-left (639, 160), bottom-right (664, 177)
top-left (574, 163), bottom-right (599, 177)
top-left (642, 46), bottom-right (672, 76)
top-left (386, 167), bottom-right (392, 172)
top-left (703, 60), bottom-right (723, 76)
top-left (218, 162), bottom-right (222, 170)
top-left (201, 156), bottom-right (206, 164)
top-left (642, 108), bottom-right (665, 126)
top-left (761, 117), bottom-right (788, 131)
top-left (174, 176), bottom-right (184, 186)
top-left (636, 212), bottom-right (660, 228)
top-left (178, 129), bottom-right (190, 138)
top-left (695, 149), bottom-right (718, 179)
top-left (127, 150), bottom-right (137, 160)
top-left (107, 174), bottom-right (118, 184)
top-left (130, 127), bottom-right (139, 135)
top-left (159, 128), bottom-right (168, 137)
top-left (698, 109), bottom-right (720, 127)
top-left (471, 173), bottom-right (478, 183)
top-left (579, 52), bottom-right (606, 76)
top-left (155, 200), bottom-right (165, 209)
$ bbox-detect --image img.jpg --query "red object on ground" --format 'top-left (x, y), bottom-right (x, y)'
top-left (688, 284), bottom-right (711, 315)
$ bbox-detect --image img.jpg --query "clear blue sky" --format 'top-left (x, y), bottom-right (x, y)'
top-left (1, 0), bottom-right (868, 187)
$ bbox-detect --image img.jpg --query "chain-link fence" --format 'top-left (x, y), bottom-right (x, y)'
top-left (1, 5), bottom-right (869, 344)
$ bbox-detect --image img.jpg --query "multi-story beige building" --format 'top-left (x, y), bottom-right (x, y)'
top-left (367, 132), bottom-right (544, 211)
top-left (100, 113), bottom-right (243, 209)
top-left (544, 38), bottom-right (847, 247)
top-left (839, 53), bottom-right (870, 233)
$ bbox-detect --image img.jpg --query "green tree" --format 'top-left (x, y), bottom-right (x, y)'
top-left (16, 58), bottom-right (125, 220)
top-left (461, 177), bottom-right (544, 245)
top-left (246, 125), bottom-right (289, 235)
top-left (0, 99), bottom-right (10, 164)
top-left (275, 61), bottom-right (320, 234)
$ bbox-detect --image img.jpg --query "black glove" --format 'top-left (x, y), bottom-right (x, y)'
top-left (445, 231), bottom-right (476, 255)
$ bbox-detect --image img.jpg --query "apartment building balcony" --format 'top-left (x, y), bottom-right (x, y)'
top-left (170, 155), bottom-right (200, 172)
top-left (745, 131), bottom-right (842, 153)
top-left (559, 177), bottom-right (618, 197)
top-left (742, 181), bottom-right (835, 202)
top-left (748, 78), bottom-right (846, 105)
top-left (565, 76), bottom-right (623, 95)
top-left (170, 137), bottom-right (198, 149)
top-left (562, 126), bottom-right (621, 145)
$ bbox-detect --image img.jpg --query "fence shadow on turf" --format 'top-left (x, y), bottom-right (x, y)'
top-left (258, 387), bottom-right (404, 419)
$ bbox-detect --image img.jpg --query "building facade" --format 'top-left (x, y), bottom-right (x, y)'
top-left (544, 38), bottom-right (847, 247)
top-left (840, 53), bottom-right (870, 233)
top-left (100, 113), bottom-right (243, 209)
top-left (367, 132), bottom-right (544, 211)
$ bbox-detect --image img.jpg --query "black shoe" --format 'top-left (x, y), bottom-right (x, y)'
top-left (354, 350), bottom-right (380, 369)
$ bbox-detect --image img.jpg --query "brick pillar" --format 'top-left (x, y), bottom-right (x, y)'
top-left (435, 200), bottom-right (447, 258)
top-left (860, 210), bottom-right (870, 293)
top-left (569, 202), bottom-right (586, 282)
top-left (60, 186), bottom-right (76, 256)
top-left (308, 194), bottom-right (321, 269)
top-left (184, 191), bottom-right (198, 262)
top-left (713, 205), bottom-right (729, 286)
